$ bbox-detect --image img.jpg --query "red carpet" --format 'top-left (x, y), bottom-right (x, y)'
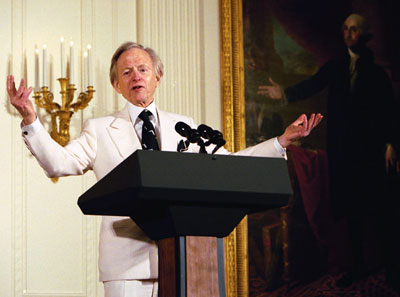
top-left (250, 271), bottom-right (399, 297)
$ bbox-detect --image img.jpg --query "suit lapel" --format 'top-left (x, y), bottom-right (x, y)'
top-left (106, 105), bottom-right (180, 158)
top-left (158, 109), bottom-right (180, 152)
top-left (107, 105), bottom-right (142, 159)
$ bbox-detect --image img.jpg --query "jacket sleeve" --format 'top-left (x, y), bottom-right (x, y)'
top-left (22, 119), bottom-right (97, 178)
top-left (214, 138), bottom-right (285, 158)
top-left (285, 60), bottom-right (334, 102)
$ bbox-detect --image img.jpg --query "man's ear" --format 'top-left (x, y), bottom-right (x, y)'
top-left (112, 80), bottom-right (121, 94)
top-left (156, 75), bottom-right (161, 87)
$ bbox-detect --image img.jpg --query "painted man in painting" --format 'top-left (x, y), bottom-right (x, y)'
top-left (258, 13), bottom-right (399, 288)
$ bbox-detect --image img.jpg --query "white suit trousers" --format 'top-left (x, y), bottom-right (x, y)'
top-left (104, 280), bottom-right (158, 297)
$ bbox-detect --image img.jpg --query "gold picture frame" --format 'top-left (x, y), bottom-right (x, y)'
top-left (220, 0), bottom-right (248, 297)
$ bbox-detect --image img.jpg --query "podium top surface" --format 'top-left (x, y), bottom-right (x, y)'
top-left (78, 150), bottom-right (292, 217)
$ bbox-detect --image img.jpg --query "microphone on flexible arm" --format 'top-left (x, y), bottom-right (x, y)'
top-left (197, 124), bottom-right (226, 154)
top-left (175, 122), bottom-right (206, 153)
top-left (175, 122), bottom-right (226, 154)
top-left (197, 124), bottom-right (213, 139)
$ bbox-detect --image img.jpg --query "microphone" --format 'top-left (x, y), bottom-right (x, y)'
top-left (197, 124), bottom-right (226, 154)
top-left (197, 124), bottom-right (214, 139)
top-left (175, 122), bottom-right (201, 143)
top-left (175, 122), bottom-right (226, 154)
top-left (197, 124), bottom-right (226, 145)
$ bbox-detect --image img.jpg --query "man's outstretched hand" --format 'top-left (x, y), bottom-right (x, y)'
top-left (278, 113), bottom-right (323, 148)
top-left (257, 78), bottom-right (284, 99)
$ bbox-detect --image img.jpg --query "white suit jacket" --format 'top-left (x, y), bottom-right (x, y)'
top-left (22, 103), bottom-right (284, 282)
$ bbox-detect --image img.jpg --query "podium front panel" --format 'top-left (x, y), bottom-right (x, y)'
top-left (78, 150), bottom-right (292, 239)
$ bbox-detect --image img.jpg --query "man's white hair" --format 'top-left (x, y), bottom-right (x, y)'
top-left (344, 13), bottom-right (370, 35)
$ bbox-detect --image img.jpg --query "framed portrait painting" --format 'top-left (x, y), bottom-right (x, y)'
top-left (221, 0), bottom-right (400, 296)
top-left (219, 0), bottom-right (354, 296)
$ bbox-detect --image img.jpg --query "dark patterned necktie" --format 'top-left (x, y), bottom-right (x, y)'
top-left (138, 110), bottom-right (160, 151)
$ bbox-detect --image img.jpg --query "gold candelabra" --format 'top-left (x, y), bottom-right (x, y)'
top-left (33, 78), bottom-right (95, 146)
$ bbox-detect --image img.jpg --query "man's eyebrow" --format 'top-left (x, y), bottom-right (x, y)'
top-left (342, 24), bottom-right (358, 30)
top-left (123, 63), bottom-right (150, 68)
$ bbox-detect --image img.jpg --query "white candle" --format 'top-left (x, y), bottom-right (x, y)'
top-left (35, 48), bottom-right (40, 92)
top-left (83, 51), bottom-right (88, 89)
top-left (87, 44), bottom-right (92, 86)
top-left (43, 44), bottom-right (47, 86)
top-left (69, 41), bottom-right (74, 85)
top-left (60, 37), bottom-right (65, 78)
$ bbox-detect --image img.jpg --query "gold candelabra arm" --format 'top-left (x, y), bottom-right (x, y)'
top-left (70, 86), bottom-right (95, 112)
top-left (66, 84), bottom-right (76, 107)
top-left (33, 91), bottom-right (47, 110)
top-left (33, 88), bottom-right (60, 113)
top-left (34, 79), bottom-right (95, 150)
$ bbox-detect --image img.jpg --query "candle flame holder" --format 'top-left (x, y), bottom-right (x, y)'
top-left (33, 78), bottom-right (95, 146)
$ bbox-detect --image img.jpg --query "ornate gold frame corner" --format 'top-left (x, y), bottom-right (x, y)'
top-left (220, 0), bottom-right (248, 296)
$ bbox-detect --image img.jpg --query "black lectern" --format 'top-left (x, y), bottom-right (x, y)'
top-left (78, 150), bottom-right (292, 297)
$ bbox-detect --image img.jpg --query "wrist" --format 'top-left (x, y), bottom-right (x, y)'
top-left (277, 135), bottom-right (290, 148)
top-left (22, 114), bottom-right (37, 126)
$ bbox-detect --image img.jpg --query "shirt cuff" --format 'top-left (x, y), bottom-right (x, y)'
top-left (21, 117), bottom-right (44, 138)
top-left (273, 137), bottom-right (287, 158)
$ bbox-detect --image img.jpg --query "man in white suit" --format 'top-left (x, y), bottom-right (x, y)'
top-left (7, 41), bottom-right (322, 297)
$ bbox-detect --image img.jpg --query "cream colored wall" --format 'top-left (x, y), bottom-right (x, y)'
top-left (0, 0), bottom-right (221, 296)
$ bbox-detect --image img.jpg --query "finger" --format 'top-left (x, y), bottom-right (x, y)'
top-left (269, 77), bottom-right (278, 86)
top-left (291, 114), bottom-right (307, 138)
top-left (309, 113), bottom-right (323, 130)
top-left (313, 114), bottom-right (323, 128)
top-left (257, 90), bottom-right (267, 95)
top-left (302, 114), bottom-right (309, 130)
top-left (17, 78), bottom-right (25, 97)
top-left (311, 113), bottom-right (320, 130)
top-left (306, 113), bottom-right (319, 135)
top-left (292, 114), bottom-right (306, 126)
top-left (6, 75), bottom-right (11, 92)
top-left (6, 75), bottom-right (11, 87)
top-left (307, 113), bottom-right (316, 130)
top-left (22, 86), bottom-right (33, 100)
top-left (7, 75), bottom-right (15, 93)
top-left (315, 113), bottom-right (323, 124)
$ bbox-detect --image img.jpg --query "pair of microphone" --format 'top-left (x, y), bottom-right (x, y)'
top-left (175, 122), bottom-right (226, 154)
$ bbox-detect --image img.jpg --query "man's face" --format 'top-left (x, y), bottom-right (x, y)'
top-left (343, 17), bottom-right (362, 49)
top-left (113, 48), bottom-right (160, 107)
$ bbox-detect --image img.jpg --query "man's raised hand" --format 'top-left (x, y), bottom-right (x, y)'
top-left (277, 113), bottom-right (323, 148)
top-left (7, 75), bottom-right (36, 125)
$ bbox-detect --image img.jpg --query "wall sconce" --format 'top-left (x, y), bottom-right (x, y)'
top-left (33, 39), bottom-right (95, 146)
